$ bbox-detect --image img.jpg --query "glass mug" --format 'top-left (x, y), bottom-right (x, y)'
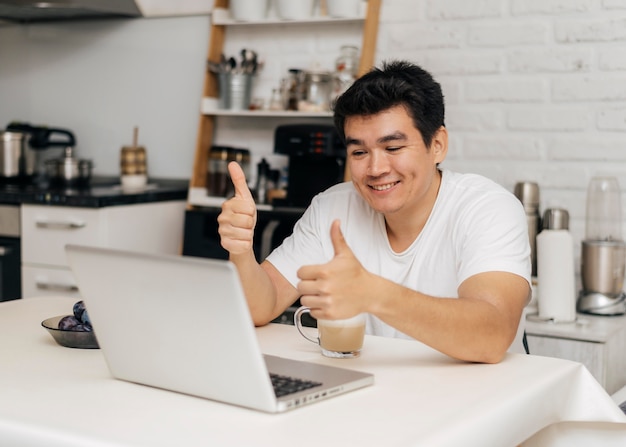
top-left (294, 306), bottom-right (366, 358)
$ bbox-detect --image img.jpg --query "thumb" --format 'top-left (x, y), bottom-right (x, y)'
top-left (330, 220), bottom-right (350, 257)
top-left (228, 161), bottom-right (253, 199)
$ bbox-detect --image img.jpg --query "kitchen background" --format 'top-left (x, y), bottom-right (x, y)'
top-left (2, 0), bottom-right (626, 279)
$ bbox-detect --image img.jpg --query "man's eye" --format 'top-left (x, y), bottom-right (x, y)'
top-left (350, 150), bottom-right (366, 157)
top-left (387, 146), bottom-right (402, 152)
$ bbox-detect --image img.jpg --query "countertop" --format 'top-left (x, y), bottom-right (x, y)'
top-left (0, 176), bottom-right (188, 207)
top-left (1, 296), bottom-right (626, 447)
top-left (526, 311), bottom-right (626, 343)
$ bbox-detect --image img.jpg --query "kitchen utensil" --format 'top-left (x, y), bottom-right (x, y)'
top-left (228, 56), bottom-right (237, 73)
top-left (207, 60), bottom-right (223, 74)
top-left (240, 49), bottom-right (258, 74)
top-left (45, 146), bottom-right (93, 187)
top-left (578, 176), bottom-right (626, 315)
top-left (1, 123), bottom-right (75, 179)
top-left (41, 315), bottom-right (99, 349)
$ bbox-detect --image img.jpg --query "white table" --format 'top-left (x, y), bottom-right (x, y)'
top-left (1, 297), bottom-right (625, 447)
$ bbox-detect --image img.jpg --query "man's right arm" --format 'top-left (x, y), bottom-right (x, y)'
top-left (217, 162), bottom-right (298, 325)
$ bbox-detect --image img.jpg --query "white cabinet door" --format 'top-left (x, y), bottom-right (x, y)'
top-left (22, 265), bottom-right (81, 299)
top-left (21, 206), bottom-right (103, 267)
top-left (21, 201), bottom-right (186, 268)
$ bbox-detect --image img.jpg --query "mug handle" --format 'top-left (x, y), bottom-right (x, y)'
top-left (294, 306), bottom-right (318, 344)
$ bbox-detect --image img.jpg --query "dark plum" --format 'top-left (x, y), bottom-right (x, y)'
top-left (58, 315), bottom-right (81, 331)
top-left (73, 300), bottom-right (86, 320)
top-left (80, 308), bottom-right (91, 326)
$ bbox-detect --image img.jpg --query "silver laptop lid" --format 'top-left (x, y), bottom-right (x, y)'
top-left (65, 244), bottom-right (278, 412)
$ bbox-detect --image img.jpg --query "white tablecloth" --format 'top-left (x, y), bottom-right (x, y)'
top-left (1, 296), bottom-right (625, 447)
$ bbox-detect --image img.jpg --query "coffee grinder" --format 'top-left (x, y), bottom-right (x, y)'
top-left (577, 177), bottom-right (626, 315)
top-left (273, 124), bottom-right (346, 207)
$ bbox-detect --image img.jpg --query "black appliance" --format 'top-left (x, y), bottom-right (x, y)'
top-left (274, 124), bottom-right (346, 207)
top-left (183, 207), bottom-right (304, 263)
top-left (0, 204), bottom-right (21, 301)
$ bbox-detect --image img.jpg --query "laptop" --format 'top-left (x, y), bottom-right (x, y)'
top-left (65, 244), bottom-right (374, 413)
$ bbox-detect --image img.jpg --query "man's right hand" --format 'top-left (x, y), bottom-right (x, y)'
top-left (217, 161), bottom-right (257, 256)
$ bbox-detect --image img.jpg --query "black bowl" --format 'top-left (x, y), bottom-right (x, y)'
top-left (41, 315), bottom-right (99, 349)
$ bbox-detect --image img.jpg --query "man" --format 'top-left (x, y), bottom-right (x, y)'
top-left (218, 60), bottom-right (531, 364)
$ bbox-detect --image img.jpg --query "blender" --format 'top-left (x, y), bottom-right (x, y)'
top-left (577, 177), bottom-right (626, 315)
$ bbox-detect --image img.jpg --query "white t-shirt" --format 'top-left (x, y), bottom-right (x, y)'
top-left (266, 169), bottom-right (531, 353)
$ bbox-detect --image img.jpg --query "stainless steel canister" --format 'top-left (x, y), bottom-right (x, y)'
top-left (0, 131), bottom-right (35, 178)
top-left (581, 240), bottom-right (626, 296)
top-left (514, 182), bottom-right (540, 276)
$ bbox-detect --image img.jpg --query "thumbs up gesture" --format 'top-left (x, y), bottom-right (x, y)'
top-left (296, 220), bottom-right (369, 320)
top-left (217, 162), bottom-right (257, 256)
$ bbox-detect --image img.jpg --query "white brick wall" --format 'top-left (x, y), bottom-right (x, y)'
top-left (222, 0), bottom-right (626, 277)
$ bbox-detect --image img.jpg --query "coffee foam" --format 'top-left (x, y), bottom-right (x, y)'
top-left (317, 315), bottom-right (365, 328)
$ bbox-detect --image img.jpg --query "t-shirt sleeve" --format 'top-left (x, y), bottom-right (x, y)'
top-left (265, 195), bottom-right (330, 288)
top-left (455, 191), bottom-right (531, 287)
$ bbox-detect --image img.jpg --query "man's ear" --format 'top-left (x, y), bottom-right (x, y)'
top-left (431, 126), bottom-right (448, 163)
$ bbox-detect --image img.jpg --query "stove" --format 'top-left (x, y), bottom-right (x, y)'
top-left (0, 176), bottom-right (188, 208)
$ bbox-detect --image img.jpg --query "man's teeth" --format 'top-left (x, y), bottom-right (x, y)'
top-left (371, 183), bottom-right (396, 191)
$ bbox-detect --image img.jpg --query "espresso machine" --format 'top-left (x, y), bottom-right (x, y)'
top-left (577, 177), bottom-right (626, 315)
top-left (273, 124), bottom-right (346, 207)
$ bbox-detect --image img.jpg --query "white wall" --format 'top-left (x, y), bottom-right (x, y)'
top-left (3, 0), bottom-right (626, 273)
top-left (0, 16), bottom-right (209, 178)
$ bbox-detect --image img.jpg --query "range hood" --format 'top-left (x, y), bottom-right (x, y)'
top-left (0, 0), bottom-right (213, 23)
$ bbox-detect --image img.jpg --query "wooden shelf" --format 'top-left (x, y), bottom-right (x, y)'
top-left (200, 97), bottom-right (332, 117)
top-left (189, 0), bottom-right (381, 193)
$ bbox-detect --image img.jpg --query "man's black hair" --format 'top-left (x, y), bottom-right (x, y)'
top-left (333, 60), bottom-right (445, 148)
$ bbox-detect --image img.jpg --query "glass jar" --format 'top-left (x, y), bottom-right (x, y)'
top-left (299, 70), bottom-right (333, 112)
top-left (283, 68), bottom-right (304, 111)
top-left (334, 45), bottom-right (359, 98)
top-left (207, 146), bottom-right (230, 197)
top-left (120, 145), bottom-right (147, 175)
top-left (206, 146), bottom-right (251, 197)
top-left (228, 148), bottom-right (251, 179)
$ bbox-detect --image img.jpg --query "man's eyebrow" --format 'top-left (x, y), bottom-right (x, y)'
top-left (345, 137), bottom-right (362, 146)
top-left (378, 131), bottom-right (408, 144)
top-left (345, 131), bottom-right (408, 147)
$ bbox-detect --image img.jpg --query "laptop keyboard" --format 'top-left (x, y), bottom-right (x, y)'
top-left (270, 373), bottom-right (322, 397)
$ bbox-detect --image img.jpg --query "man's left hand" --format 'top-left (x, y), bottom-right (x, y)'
top-left (296, 219), bottom-right (370, 320)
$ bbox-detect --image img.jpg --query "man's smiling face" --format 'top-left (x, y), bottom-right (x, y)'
top-left (344, 105), bottom-right (447, 220)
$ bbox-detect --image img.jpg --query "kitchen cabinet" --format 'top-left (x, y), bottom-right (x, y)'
top-left (525, 312), bottom-right (626, 395)
top-left (187, 0), bottom-right (381, 206)
top-left (21, 201), bottom-right (186, 298)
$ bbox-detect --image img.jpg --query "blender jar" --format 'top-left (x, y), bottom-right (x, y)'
top-left (586, 177), bottom-right (623, 241)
